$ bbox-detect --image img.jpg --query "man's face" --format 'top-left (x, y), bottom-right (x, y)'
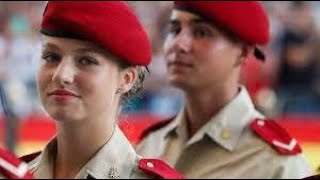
top-left (163, 10), bottom-right (244, 91)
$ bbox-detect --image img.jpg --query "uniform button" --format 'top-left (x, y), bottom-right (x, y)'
top-left (147, 162), bottom-right (154, 168)
top-left (257, 120), bottom-right (265, 127)
top-left (221, 129), bottom-right (231, 140)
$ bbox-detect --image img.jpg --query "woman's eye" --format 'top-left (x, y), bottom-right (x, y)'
top-left (78, 57), bottom-right (98, 66)
top-left (42, 53), bottom-right (61, 63)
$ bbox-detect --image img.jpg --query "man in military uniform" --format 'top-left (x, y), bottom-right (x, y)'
top-left (0, 148), bottom-right (33, 179)
top-left (136, 1), bottom-right (313, 179)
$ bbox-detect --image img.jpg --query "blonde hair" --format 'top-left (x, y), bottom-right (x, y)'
top-left (121, 66), bottom-right (149, 103)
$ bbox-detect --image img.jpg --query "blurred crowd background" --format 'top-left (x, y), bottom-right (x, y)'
top-left (1, 1), bottom-right (320, 119)
top-left (0, 1), bottom-right (320, 171)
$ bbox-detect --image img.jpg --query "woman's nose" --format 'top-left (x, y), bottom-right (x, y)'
top-left (51, 58), bottom-right (76, 86)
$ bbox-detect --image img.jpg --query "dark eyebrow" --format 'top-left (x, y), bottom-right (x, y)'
top-left (169, 17), bottom-right (212, 26)
top-left (74, 47), bottom-right (106, 55)
top-left (74, 46), bottom-right (118, 60)
top-left (42, 42), bottom-right (112, 58)
top-left (42, 43), bottom-right (61, 51)
top-left (190, 18), bottom-right (212, 26)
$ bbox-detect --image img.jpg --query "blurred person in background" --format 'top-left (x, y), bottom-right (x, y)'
top-left (4, 2), bottom-right (40, 117)
top-left (136, 1), bottom-right (312, 178)
top-left (276, 31), bottom-right (320, 113)
top-left (0, 9), bottom-right (19, 152)
top-left (20, 1), bottom-right (183, 179)
top-left (0, 2), bottom-right (44, 152)
top-left (274, 1), bottom-right (320, 114)
top-left (0, 76), bottom-right (19, 152)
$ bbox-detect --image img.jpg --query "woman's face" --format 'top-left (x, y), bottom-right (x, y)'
top-left (38, 36), bottom-right (129, 123)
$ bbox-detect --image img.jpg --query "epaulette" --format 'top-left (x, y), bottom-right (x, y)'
top-left (250, 119), bottom-right (302, 155)
top-left (0, 148), bottom-right (34, 179)
top-left (139, 159), bottom-right (184, 179)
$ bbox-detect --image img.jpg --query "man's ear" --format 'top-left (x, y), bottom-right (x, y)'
top-left (117, 67), bottom-right (138, 94)
top-left (235, 44), bottom-right (254, 67)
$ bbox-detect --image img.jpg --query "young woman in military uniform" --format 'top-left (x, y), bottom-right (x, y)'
top-left (21, 1), bottom-right (183, 179)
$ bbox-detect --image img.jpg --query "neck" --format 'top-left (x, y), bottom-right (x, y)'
top-left (184, 82), bottom-right (240, 137)
top-left (54, 109), bottom-right (117, 179)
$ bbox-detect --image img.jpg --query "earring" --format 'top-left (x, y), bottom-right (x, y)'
top-left (116, 89), bottom-right (121, 93)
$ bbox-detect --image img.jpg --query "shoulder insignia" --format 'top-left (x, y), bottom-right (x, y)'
top-left (139, 116), bottom-right (176, 142)
top-left (20, 151), bottom-right (42, 163)
top-left (0, 148), bottom-right (34, 179)
top-left (250, 119), bottom-right (302, 155)
top-left (139, 159), bottom-right (184, 179)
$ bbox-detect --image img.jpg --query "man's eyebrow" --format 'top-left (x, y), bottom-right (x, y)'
top-left (42, 43), bottom-right (61, 51)
top-left (190, 18), bottom-right (212, 25)
top-left (169, 17), bottom-right (211, 26)
top-left (74, 47), bottom-right (106, 55)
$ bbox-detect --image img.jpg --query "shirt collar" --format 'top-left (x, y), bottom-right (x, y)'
top-left (33, 126), bottom-right (137, 179)
top-left (163, 109), bottom-right (186, 140)
top-left (205, 86), bottom-right (257, 151)
top-left (77, 126), bottom-right (137, 179)
top-left (31, 137), bottom-right (56, 179)
top-left (167, 86), bottom-right (261, 152)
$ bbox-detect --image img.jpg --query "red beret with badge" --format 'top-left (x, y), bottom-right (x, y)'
top-left (41, 1), bottom-right (151, 66)
top-left (174, 1), bottom-right (270, 61)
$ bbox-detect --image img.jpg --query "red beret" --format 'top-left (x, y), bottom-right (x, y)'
top-left (174, 1), bottom-right (270, 60)
top-left (41, 1), bottom-right (151, 66)
top-left (174, 1), bottom-right (270, 45)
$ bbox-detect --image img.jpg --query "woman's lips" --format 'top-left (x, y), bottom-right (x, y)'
top-left (48, 90), bottom-right (80, 102)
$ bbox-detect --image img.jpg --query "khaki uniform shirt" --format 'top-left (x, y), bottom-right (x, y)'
top-left (28, 126), bottom-right (154, 179)
top-left (137, 87), bottom-right (313, 179)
